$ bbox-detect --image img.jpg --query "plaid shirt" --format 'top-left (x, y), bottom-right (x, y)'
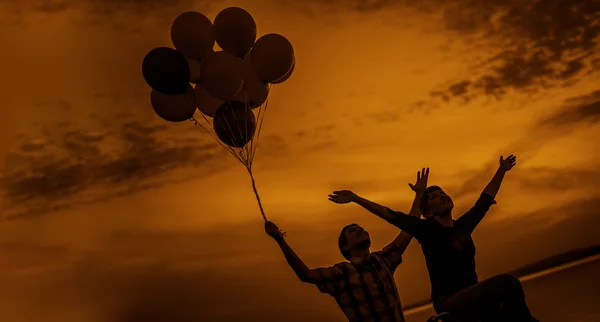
top-left (314, 243), bottom-right (405, 322)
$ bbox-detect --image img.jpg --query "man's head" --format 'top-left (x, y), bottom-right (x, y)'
top-left (338, 224), bottom-right (371, 260)
top-left (420, 186), bottom-right (454, 218)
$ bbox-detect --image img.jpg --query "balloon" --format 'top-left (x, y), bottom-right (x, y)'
top-left (213, 101), bottom-right (256, 148)
top-left (199, 50), bottom-right (244, 101)
top-left (195, 84), bottom-right (223, 117)
top-left (213, 7), bottom-right (257, 58)
top-left (241, 51), bottom-right (254, 81)
top-left (142, 47), bottom-right (190, 95)
top-left (251, 33), bottom-right (294, 82)
top-left (235, 77), bottom-right (270, 108)
top-left (150, 84), bottom-right (196, 122)
top-left (171, 11), bottom-right (215, 60)
top-left (271, 57), bottom-right (295, 84)
top-left (186, 57), bottom-right (202, 84)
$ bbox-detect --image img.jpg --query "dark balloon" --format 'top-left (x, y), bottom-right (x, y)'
top-left (214, 7), bottom-right (257, 58)
top-left (150, 84), bottom-right (197, 122)
top-left (251, 33), bottom-right (294, 82)
top-left (170, 11), bottom-right (215, 60)
top-left (213, 101), bottom-right (256, 148)
top-left (271, 57), bottom-right (294, 84)
top-left (142, 47), bottom-right (190, 95)
top-left (235, 77), bottom-right (269, 108)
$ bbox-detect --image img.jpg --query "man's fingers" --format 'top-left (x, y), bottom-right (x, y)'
top-left (408, 183), bottom-right (414, 189)
top-left (425, 167), bottom-right (430, 178)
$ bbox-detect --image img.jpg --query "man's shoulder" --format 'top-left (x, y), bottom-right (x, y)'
top-left (330, 261), bottom-right (351, 270)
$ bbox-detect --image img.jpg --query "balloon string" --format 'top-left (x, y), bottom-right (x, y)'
top-left (189, 116), bottom-right (243, 163)
top-left (250, 91), bottom-right (269, 165)
top-left (247, 166), bottom-right (266, 221)
top-left (246, 166), bottom-right (286, 237)
top-left (192, 96), bottom-right (283, 234)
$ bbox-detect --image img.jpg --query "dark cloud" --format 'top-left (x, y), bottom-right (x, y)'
top-left (295, 0), bottom-right (599, 104)
top-left (0, 95), bottom-right (299, 220)
top-left (0, 117), bottom-right (228, 220)
top-left (2, 0), bottom-right (205, 30)
top-left (540, 90), bottom-right (600, 126)
top-left (446, 90), bottom-right (600, 199)
top-left (17, 0), bottom-right (199, 14)
top-left (428, 0), bottom-right (600, 102)
top-left (285, 0), bottom-right (599, 108)
top-left (280, 0), bottom-right (421, 16)
top-left (301, 0), bottom-right (400, 12)
top-left (512, 167), bottom-right (600, 192)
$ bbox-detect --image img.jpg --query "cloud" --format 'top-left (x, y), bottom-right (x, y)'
top-left (14, 0), bottom-right (198, 14)
top-left (512, 167), bottom-right (600, 192)
top-left (0, 116), bottom-right (228, 220)
top-left (286, 0), bottom-right (598, 110)
top-left (2, 85), bottom-right (339, 220)
top-left (427, 0), bottom-right (600, 102)
top-left (1, 0), bottom-right (204, 31)
top-left (539, 90), bottom-right (600, 126)
top-left (443, 89), bottom-right (600, 199)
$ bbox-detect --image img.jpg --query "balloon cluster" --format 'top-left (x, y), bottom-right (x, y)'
top-left (141, 7), bottom-right (295, 222)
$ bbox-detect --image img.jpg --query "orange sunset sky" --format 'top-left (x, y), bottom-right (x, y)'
top-left (0, 0), bottom-right (599, 321)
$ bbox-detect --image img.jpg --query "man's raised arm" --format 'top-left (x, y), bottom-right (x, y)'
top-left (328, 168), bottom-right (430, 240)
top-left (265, 221), bottom-right (320, 283)
top-left (264, 220), bottom-right (344, 294)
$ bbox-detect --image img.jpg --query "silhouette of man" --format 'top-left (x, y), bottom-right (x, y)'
top-left (331, 155), bottom-right (539, 322)
top-left (265, 168), bottom-right (430, 322)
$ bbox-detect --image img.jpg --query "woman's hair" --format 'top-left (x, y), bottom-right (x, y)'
top-left (420, 185), bottom-right (442, 215)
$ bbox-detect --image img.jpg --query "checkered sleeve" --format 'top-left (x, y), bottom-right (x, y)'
top-left (376, 243), bottom-right (403, 272)
top-left (313, 263), bottom-right (345, 295)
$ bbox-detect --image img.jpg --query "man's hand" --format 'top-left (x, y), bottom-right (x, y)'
top-left (265, 221), bottom-right (284, 241)
top-left (408, 167), bottom-right (429, 193)
top-left (328, 190), bottom-right (358, 204)
top-left (499, 155), bottom-right (517, 172)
